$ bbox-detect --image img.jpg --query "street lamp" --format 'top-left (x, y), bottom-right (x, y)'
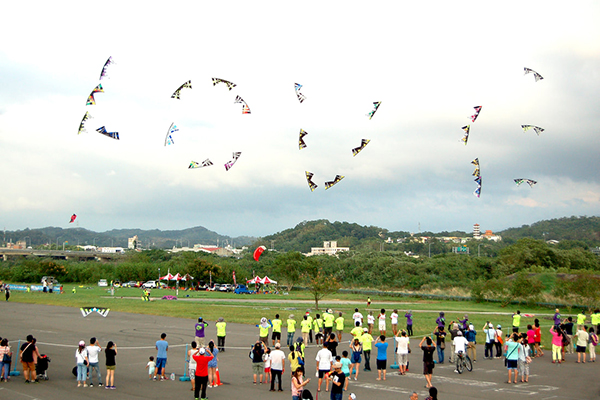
top-left (158, 267), bottom-right (161, 281)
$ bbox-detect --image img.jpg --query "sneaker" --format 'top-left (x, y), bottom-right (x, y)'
top-left (90, 383), bottom-right (94, 387)
top-left (25, 380), bottom-right (30, 384)
top-left (110, 386), bottom-right (116, 389)
top-left (98, 383), bottom-right (103, 387)
top-left (78, 383), bottom-right (82, 387)
top-left (454, 370), bottom-right (459, 373)
top-left (105, 386), bottom-right (110, 389)
top-left (83, 383), bottom-right (88, 387)
top-left (153, 376), bottom-right (157, 381)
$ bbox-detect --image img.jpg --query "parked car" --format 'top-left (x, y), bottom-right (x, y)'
top-left (207, 284), bottom-right (220, 291)
top-left (234, 284), bottom-right (254, 294)
top-left (219, 284), bottom-right (233, 292)
top-left (122, 281), bottom-right (141, 288)
top-left (98, 279), bottom-right (108, 287)
top-left (142, 280), bottom-right (157, 289)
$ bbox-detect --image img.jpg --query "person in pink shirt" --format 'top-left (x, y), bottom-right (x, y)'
top-left (549, 326), bottom-right (563, 364)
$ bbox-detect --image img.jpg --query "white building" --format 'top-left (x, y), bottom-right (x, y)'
top-left (306, 241), bottom-right (349, 256)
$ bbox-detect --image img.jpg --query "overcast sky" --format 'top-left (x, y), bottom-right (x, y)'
top-left (1, 1), bottom-right (599, 238)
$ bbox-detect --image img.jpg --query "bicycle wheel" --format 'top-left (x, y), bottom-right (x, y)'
top-left (456, 358), bottom-right (464, 374)
top-left (465, 355), bottom-right (473, 372)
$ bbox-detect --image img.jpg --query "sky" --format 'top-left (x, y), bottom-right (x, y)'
top-left (1, 1), bottom-right (599, 238)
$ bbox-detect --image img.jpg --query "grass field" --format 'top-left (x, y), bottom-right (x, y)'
top-left (5, 282), bottom-right (570, 350)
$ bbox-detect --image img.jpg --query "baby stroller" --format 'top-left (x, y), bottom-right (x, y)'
top-left (36, 354), bottom-right (51, 380)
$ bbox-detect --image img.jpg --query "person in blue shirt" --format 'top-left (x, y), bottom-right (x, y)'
top-left (154, 333), bottom-right (169, 381)
top-left (374, 335), bottom-right (388, 381)
top-left (465, 324), bottom-right (477, 362)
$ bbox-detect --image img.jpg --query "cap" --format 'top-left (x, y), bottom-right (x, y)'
top-left (457, 331), bottom-right (463, 336)
top-left (198, 317), bottom-right (203, 322)
top-left (469, 324), bottom-right (474, 330)
top-left (79, 340), bottom-right (85, 346)
top-left (199, 348), bottom-right (206, 355)
top-left (363, 328), bottom-right (368, 332)
top-left (350, 394), bottom-right (357, 400)
top-left (497, 324), bottom-right (502, 329)
top-left (218, 317), bottom-right (224, 322)
top-left (333, 362), bottom-right (342, 369)
top-left (275, 343), bottom-right (281, 349)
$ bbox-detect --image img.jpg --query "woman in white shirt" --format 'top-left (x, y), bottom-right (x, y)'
top-left (75, 340), bottom-right (89, 387)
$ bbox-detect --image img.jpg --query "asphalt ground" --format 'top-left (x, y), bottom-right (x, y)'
top-left (1, 302), bottom-right (599, 400)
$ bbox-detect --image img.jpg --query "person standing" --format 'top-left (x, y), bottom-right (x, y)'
top-left (405, 311), bottom-right (413, 336)
top-left (395, 330), bottom-right (410, 375)
top-left (86, 337), bottom-right (102, 387)
top-left (433, 326), bottom-right (446, 364)
top-left (494, 325), bottom-right (504, 358)
top-left (435, 312), bottom-right (445, 330)
top-left (360, 327), bottom-right (373, 371)
top-left (207, 340), bottom-right (219, 388)
top-left (324, 309), bottom-right (335, 339)
top-left (154, 333), bottom-right (168, 381)
top-left (504, 333), bottom-right (520, 384)
top-left (75, 340), bottom-right (89, 387)
top-left (419, 336), bottom-right (436, 389)
top-left (378, 309), bottom-right (386, 337)
top-left (327, 362), bottom-right (346, 400)
top-left (291, 367), bottom-right (310, 400)
top-left (258, 317), bottom-right (272, 345)
top-left (19, 334), bottom-right (40, 383)
top-left (448, 323), bottom-right (459, 363)
top-left (193, 347), bottom-right (214, 400)
top-left (306, 311), bottom-right (314, 344)
top-left (270, 343), bottom-right (286, 392)
top-left (549, 326), bottom-right (563, 364)
top-left (301, 315), bottom-right (312, 344)
top-left (367, 311), bottom-right (375, 335)
top-left (563, 317), bottom-right (574, 354)
top-left (215, 317), bottom-right (226, 352)
top-left (553, 309), bottom-right (562, 327)
top-left (287, 315), bottom-right (297, 346)
top-left (349, 338), bottom-right (362, 380)
top-left (350, 321), bottom-right (363, 339)
top-left (588, 327), bottom-right (597, 362)
top-left (0, 338), bottom-right (12, 382)
top-left (592, 309), bottom-right (600, 336)
top-left (271, 314), bottom-right (282, 346)
top-left (390, 310), bottom-right (399, 336)
top-left (352, 308), bottom-right (364, 327)
top-left (4, 284), bottom-right (9, 301)
top-left (335, 312), bottom-right (345, 342)
top-left (575, 325), bottom-right (589, 363)
top-left (458, 315), bottom-right (469, 332)
top-left (250, 341), bottom-right (265, 385)
top-left (188, 342), bottom-right (199, 392)
top-left (452, 331), bottom-right (468, 374)
top-left (577, 310), bottom-right (587, 330)
top-left (195, 317), bottom-right (209, 347)
top-left (465, 325), bottom-right (477, 362)
top-left (315, 342), bottom-right (333, 392)
top-left (374, 335), bottom-right (388, 381)
top-left (104, 341), bottom-right (117, 389)
top-left (512, 311), bottom-right (521, 333)
top-left (483, 323), bottom-right (497, 359)
top-left (314, 313), bottom-right (324, 345)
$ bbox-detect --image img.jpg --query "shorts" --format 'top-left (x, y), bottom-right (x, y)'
top-left (397, 353), bottom-right (408, 366)
top-left (155, 357), bottom-right (167, 371)
top-left (351, 352), bottom-right (362, 364)
top-left (252, 362), bottom-right (264, 374)
top-left (195, 336), bottom-right (205, 347)
top-left (272, 332), bottom-right (281, 341)
top-left (378, 321), bottom-right (386, 331)
top-left (106, 365), bottom-right (116, 371)
top-left (506, 359), bottom-right (517, 369)
top-left (423, 362), bottom-right (434, 375)
top-left (336, 330), bottom-right (343, 336)
top-left (21, 361), bottom-right (35, 372)
top-left (318, 369), bottom-right (329, 378)
top-left (265, 367), bottom-right (271, 373)
top-left (188, 367), bottom-right (195, 377)
top-left (577, 345), bottom-right (586, 353)
top-left (376, 359), bottom-right (387, 370)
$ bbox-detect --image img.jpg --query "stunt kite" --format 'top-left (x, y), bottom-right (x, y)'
top-left (171, 80), bottom-right (192, 99)
top-left (212, 78), bottom-right (237, 91)
top-left (305, 171), bottom-right (318, 192)
top-left (294, 83), bottom-right (306, 103)
top-left (524, 67), bottom-right (543, 82)
top-left (325, 175), bottom-right (345, 189)
top-left (352, 139), bottom-right (371, 156)
top-left (96, 126), bottom-right (119, 140)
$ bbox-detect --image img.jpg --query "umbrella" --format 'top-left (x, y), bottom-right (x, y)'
top-left (159, 272), bottom-right (174, 280)
top-left (260, 276), bottom-right (277, 284)
top-left (181, 274), bottom-right (194, 281)
top-left (246, 276), bottom-right (261, 284)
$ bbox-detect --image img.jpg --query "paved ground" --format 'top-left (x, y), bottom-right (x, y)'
top-left (1, 302), bottom-right (599, 400)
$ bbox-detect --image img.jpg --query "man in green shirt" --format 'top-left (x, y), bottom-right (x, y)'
top-left (323, 309), bottom-right (335, 339)
top-left (306, 311), bottom-right (314, 344)
top-left (272, 314), bottom-right (283, 346)
top-left (577, 310), bottom-right (587, 330)
top-left (350, 321), bottom-right (363, 339)
top-left (512, 310), bottom-right (521, 333)
top-left (360, 327), bottom-right (373, 371)
top-left (287, 314), bottom-right (297, 346)
top-left (592, 309), bottom-right (600, 334)
top-left (215, 317), bottom-right (227, 352)
top-left (335, 312), bottom-right (345, 341)
top-left (314, 314), bottom-right (324, 345)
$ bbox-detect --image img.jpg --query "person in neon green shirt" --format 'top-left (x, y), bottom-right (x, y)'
top-left (272, 314), bottom-right (283, 346)
top-left (577, 310), bottom-right (587, 329)
top-left (287, 315), bottom-right (297, 345)
top-left (305, 311), bottom-right (314, 344)
top-left (301, 315), bottom-right (312, 344)
top-left (323, 309), bottom-right (335, 339)
top-left (360, 328), bottom-right (373, 371)
top-left (592, 310), bottom-right (600, 332)
top-left (350, 321), bottom-right (363, 339)
top-left (256, 317), bottom-right (272, 345)
top-left (216, 317), bottom-right (227, 352)
top-left (335, 312), bottom-right (345, 341)
top-left (314, 314), bottom-right (324, 345)
top-left (512, 310), bottom-right (521, 333)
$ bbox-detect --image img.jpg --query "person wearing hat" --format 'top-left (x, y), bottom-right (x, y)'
top-left (272, 314), bottom-right (283, 347)
top-left (360, 327), bottom-right (373, 371)
top-left (315, 342), bottom-right (333, 392)
top-left (301, 315), bottom-right (312, 345)
top-left (75, 340), bottom-right (89, 387)
top-left (323, 309), bottom-right (335, 339)
top-left (287, 315), bottom-right (297, 346)
top-left (327, 362), bottom-right (346, 400)
top-left (495, 325), bottom-right (504, 358)
top-left (335, 312), bottom-right (345, 342)
top-left (195, 317), bottom-right (209, 347)
top-left (314, 313), bottom-right (324, 345)
top-left (216, 317), bottom-right (226, 352)
top-left (269, 343), bottom-right (286, 392)
top-left (257, 317), bottom-right (273, 345)
top-left (192, 346), bottom-right (214, 400)
top-left (465, 324), bottom-right (477, 362)
top-left (452, 331), bottom-right (468, 373)
top-left (483, 322), bottom-right (497, 359)
top-left (306, 311), bottom-right (314, 344)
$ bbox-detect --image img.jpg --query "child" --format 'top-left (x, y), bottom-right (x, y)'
top-left (589, 327), bottom-right (597, 362)
top-left (262, 347), bottom-right (271, 384)
top-left (518, 333), bottom-right (531, 383)
top-left (146, 356), bottom-right (156, 380)
top-left (378, 309), bottom-right (386, 336)
top-left (341, 351), bottom-right (352, 390)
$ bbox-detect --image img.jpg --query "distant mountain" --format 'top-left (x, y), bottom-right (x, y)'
top-left (497, 216), bottom-right (600, 243)
top-left (2, 226), bottom-right (256, 249)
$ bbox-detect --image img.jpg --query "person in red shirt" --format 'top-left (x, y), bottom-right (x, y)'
top-left (192, 347), bottom-right (214, 400)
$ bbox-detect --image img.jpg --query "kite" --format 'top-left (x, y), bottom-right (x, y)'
top-left (471, 158), bottom-right (480, 167)
top-left (524, 67), bottom-right (543, 82)
top-left (514, 178), bottom-right (537, 188)
top-left (294, 83), bottom-right (306, 103)
top-left (473, 185), bottom-right (481, 198)
top-left (234, 95), bottom-right (251, 114)
top-left (224, 152), bottom-right (242, 171)
top-left (69, 214), bottom-right (77, 223)
top-left (99, 56), bottom-right (114, 80)
top-left (165, 123), bottom-right (178, 146)
top-left (325, 175), bottom-right (345, 189)
top-left (86, 84), bottom-right (104, 105)
top-left (474, 176), bottom-right (482, 185)
top-left (352, 139), bottom-right (371, 156)
top-left (212, 78), bottom-right (237, 91)
top-left (253, 245), bottom-right (267, 261)
top-left (80, 307), bottom-right (110, 318)
top-left (96, 126), bottom-right (119, 140)
top-left (299, 129), bottom-right (308, 150)
top-left (189, 159), bottom-right (213, 169)
top-left (78, 111), bottom-right (92, 134)
top-left (470, 106), bottom-right (482, 122)
top-left (521, 125), bottom-right (545, 136)
top-left (367, 102), bottom-right (381, 120)
top-left (305, 171), bottom-right (318, 192)
top-left (171, 80), bottom-right (192, 99)
top-left (461, 125), bottom-right (470, 145)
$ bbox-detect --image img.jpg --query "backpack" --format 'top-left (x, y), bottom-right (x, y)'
top-left (496, 332), bottom-right (503, 345)
top-left (591, 333), bottom-right (598, 346)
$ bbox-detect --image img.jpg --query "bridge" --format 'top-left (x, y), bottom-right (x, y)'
top-left (0, 248), bottom-right (124, 262)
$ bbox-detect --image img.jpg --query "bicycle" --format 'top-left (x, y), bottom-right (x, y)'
top-left (455, 350), bottom-right (473, 374)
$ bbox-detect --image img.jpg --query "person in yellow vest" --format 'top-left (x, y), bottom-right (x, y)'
top-left (350, 321), bottom-right (363, 339)
top-left (216, 317), bottom-right (227, 352)
top-left (577, 310), bottom-right (587, 330)
top-left (592, 309), bottom-right (600, 334)
top-left (314, 314), bottom-right (324, 345)
top-left (512, 310), bottom-right (521, 333)
top-left (335, 312), bottom-right (345, 342)
top-left (360, 327), bottom-right (374, 371)
top-left (287, 315), bottom-right (297, 346)
top-left (256, 317), bottom-right (272, 345)
top-left (272, 314), bottom-right (283, 346)
top-left (301, 315), bottom-right (312, 344)
top-left (323, 309), bottom-right (335, 339)
top-left (305, 311), bottom-right (314, 344)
